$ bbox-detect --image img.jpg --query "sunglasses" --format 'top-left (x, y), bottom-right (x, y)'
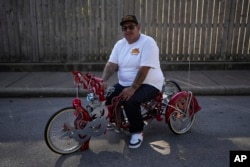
top-left (121, 24), bottom-right (137, 31)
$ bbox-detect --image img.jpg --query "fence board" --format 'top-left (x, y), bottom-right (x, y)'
top-left (178, 0), bottom-right (185, 60)
top-left (237, 0), bottom-right (248, 55)
top-left (184, 0), bottom-right (191, 60)
top-left (156, 0), bottom-right (163, 57)
top-left (5, 0), bottom-right (15, 59)
top-left (168, 0), bottom-right (174, 59)
top-left (243, 0), bottom-right (250, 59)
top-left (226, 0), bottom-right (237, 60)
top-left (76, 0), bottom-right (83, 61)
top-left (134, 0), bottom-right (140, 25)
top-left (199, 0), bottom-right (205, 60)
top-left (198, 0), bottom-right (203, 60)
top-left (217, 0), bottom-right (226, 61)
top-left (172, 0), bottom-right (178, 58)
top-left (12, 0), bottom-right (21, 60)
top-left (140, 0), bottom-right (146, 34)
top-left (71, 0), bottom-right (77, 61)
top-left (210, 0), bottom-right (218, 57)
top-left (36, 0), bottom-right (43, 61)
top-left (161, 0), bottom-right (168, 61)
top-left (232, 0), bottom-right (242, 58)
top-left (41, 0), bottom-right (48, 61)
top-left (0, 0), bottom-right (9, 61)
top-left (181, 0), bottom-right (188, 60)
top-left (188, 0), bottom-right (196, 60)
top-left (82, 0), bottom-right (89, 59)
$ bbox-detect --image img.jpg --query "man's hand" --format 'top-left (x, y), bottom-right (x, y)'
top-left (119, 66), bottom-right (150, 101)
top-left (119, 87), bottom-right (136, 101)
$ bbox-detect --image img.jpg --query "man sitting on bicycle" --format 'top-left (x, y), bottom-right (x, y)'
top-left (102, 15), bottom-right (164, 149)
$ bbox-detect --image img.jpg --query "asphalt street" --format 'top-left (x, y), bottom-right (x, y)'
top-left (0, 96), bottom-right (250, 167)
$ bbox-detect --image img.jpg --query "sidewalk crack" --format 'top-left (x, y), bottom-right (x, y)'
top-left (5, 72), bottom-right (31, 88)
top-left (201, 71), bottom-right (222, 86)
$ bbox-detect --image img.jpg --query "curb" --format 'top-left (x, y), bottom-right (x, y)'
top-left (1, 86), bottom-right (250, 97)
top-left (185, 86), bottom-right (250, 96)
top-left (0, 88), bottom-right (87, 97)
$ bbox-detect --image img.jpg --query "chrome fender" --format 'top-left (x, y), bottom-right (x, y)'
top-left (165, 91), bottom-right (201, 123)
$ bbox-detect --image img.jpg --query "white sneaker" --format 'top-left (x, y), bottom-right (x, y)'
top-left (106, 123), bottom-right (114, 130)
top-left (129, 133), bottom-right (143, 149)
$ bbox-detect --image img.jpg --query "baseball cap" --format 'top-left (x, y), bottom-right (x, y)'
top-left (120, 15), bottom-right (138, 26)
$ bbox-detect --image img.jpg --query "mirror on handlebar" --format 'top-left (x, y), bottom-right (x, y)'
top-left (105, 86), bottom-right (115, 97)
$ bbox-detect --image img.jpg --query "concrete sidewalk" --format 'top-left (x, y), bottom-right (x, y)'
top-left (0, 70), bottom-right (250, 97)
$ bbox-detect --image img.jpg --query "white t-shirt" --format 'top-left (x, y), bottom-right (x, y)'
top-left (108, 34), bottom-right (164, 91)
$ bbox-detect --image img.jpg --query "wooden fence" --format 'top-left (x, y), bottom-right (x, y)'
top-left (0, 0), bottom-right (249, 63)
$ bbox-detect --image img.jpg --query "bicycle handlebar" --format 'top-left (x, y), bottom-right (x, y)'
top-left (72, 71), bottom-right (106, 101)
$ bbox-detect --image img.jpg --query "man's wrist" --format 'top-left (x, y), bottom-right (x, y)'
top-left (131, 84), bottom-right (138, 90)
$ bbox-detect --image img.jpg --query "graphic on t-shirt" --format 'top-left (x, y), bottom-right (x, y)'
top-left (131, 48), bottom-right (140, 55)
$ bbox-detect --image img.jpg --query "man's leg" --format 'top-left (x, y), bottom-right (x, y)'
top-left (105, 83), bottom-right (125, 105)
top-left (123, 84), bottom-right (159, 133)
top-left (105, 83), bottom-right (125, 129)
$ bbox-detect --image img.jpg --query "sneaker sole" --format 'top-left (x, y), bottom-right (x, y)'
top-left (129, 139), bottom-right (142, 149)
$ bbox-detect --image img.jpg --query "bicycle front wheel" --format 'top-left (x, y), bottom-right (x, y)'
top-left (44, 107), bottom-right (81, 154)
top-left (168, 92), bottom-right (196, 134)
top-left (169, 111), bottom-right (196, 134)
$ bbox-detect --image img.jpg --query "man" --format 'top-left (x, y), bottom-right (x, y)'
top-left (102, 15), bottom-right (164, 149)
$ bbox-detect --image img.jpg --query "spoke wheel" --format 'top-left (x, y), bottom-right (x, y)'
top-left (163, 80), bottom-right (181, 102)
top-left (168, 93), bottom-right (196, 134)
top-left (44, 107), bottom-right (81, 154)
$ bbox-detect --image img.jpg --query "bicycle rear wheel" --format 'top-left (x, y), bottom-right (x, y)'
top-left (44, 107), bottom-right (81, 154)
top-left (168, 93), bottom-right (196, 134)
top-left (162, 80), bottom-right (181, 102)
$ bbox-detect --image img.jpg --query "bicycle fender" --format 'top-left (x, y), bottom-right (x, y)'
top-left (165, 91), bottom-right (201, 123)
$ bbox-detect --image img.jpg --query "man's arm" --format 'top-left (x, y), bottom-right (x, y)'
top-left (120, 66), bottom-right (150, 101)
top-left (102, 62), bottom-right (118, 82)
top-left (131, 66), bottom-right (150, 90)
